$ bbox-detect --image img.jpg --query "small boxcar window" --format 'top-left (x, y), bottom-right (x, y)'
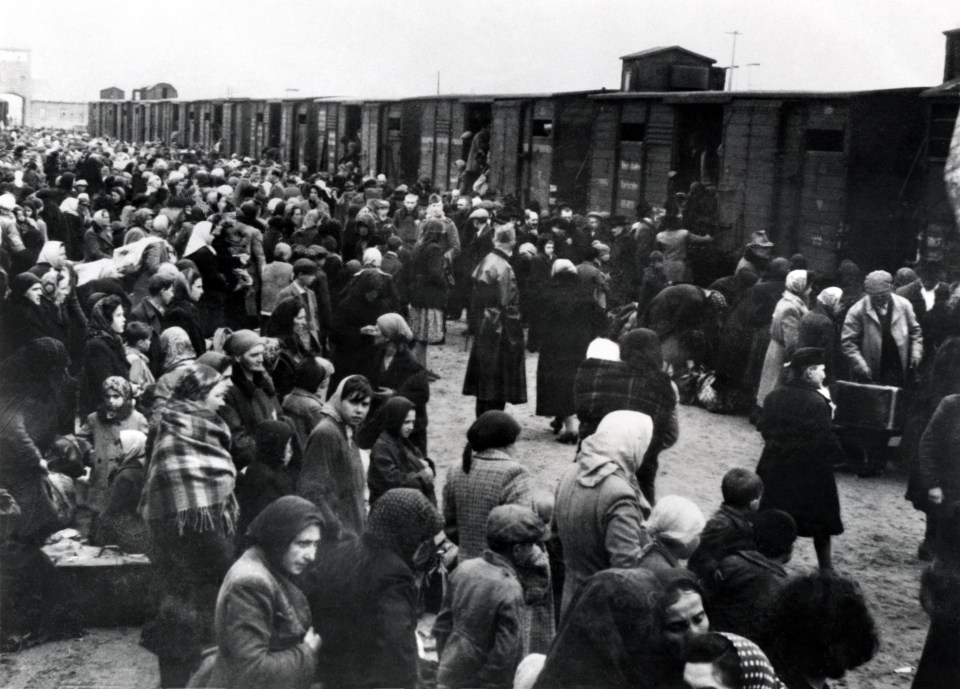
top-left (297, 113), bottom-right (307, 125)
top-left (620, 122), bottom-right (646, 143)
top-left (388, 116), bottom-right (402, 132)
top-left (532, 119), bottom-right (553, 137)
top-left (805, 129), bottom-right (844, 153)
top-left (256, 113), bottom-right (264, 123)
top-left (204, 112), bottom-right (211, 122)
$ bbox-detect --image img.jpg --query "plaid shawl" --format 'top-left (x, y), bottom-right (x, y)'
top-left (140, 398), bottom-right (239, 535)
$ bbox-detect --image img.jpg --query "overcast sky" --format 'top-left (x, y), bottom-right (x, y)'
top-left (3, 0), bottom-right (959, 101)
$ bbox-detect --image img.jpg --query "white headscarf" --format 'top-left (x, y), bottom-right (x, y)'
top-left (784, 269), bottom-right (808, 295)
top-left (184, 221), bottom-right (215, 257)
top-left (645, 495), bottom-right (705, 547)
top-left (362, 247), bottom-right (383, 269)
top-left (551, 258), bottom-right (578, 277)
top-left (575, 410), bottom-right (653, 502)
top-left (60, 197), bottom-right (79, 216)
top-left (37, 241), bottom-right (65, 269)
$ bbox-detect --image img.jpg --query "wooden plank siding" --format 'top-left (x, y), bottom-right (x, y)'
top-left (587, 102), bottom-right (621, 213)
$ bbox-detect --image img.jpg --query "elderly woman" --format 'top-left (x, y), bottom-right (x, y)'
top-left (554, 410), bottom-right (654, 616)
top-left (368, 396), bottom-right (436, 506)
top-left (536, 258), bottom-right (607, 443)
top-left (190, 496), bottom-right (322, 689)
top-left (443, 411), bottom-right (533, 561)
top-left (139, 364), bottom-right (237, 687)
top-left (639, 495), bottom-right (706, 573)
top-left (756, 347), bottom-right (843, 571)
top-left (408, 219), bottom-right (448, 367)
top-left (79, 295), bottom-right (130, 415)
top-left (756, 269), bottom-right (810, 409)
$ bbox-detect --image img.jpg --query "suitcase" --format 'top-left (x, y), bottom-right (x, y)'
top-left (832, 381), bottom-right (904, 432)
top-left (42, 540), bottom-right (152, 627)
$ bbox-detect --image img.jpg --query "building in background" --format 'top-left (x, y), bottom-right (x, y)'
top-left (27, 100), bottom-right (88, 129)
top-left (132, 83), bottom-right (177, 101)
top-left (100, 86), bottom-right (125, 100)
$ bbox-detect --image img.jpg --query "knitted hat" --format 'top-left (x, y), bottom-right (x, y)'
top-left (224, 329), bottom-right (261, 356)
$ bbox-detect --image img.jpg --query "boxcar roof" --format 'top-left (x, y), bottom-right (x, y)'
top-left (590, 86), bottom-right (927, 102)
top-left (619, 46), bottom-right (717, 63)
top-left (921, 78), bottom-right (960, 97)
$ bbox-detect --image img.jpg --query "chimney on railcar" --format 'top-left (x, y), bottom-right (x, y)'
top-left (945, 27), bottom-right (960, 83)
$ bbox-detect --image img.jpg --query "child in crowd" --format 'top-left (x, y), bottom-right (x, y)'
top-left (124, 321), bottom-right (155, 390)
top-left (687, 468), bottom-right (763, 580)
top-left (281, 356), bottom-right (334, 450)
top-left (94, 429), bottom-right (149, 552)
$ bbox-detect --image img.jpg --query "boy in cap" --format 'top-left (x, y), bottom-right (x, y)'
top-left (435, 504), bottom-right (546, 689)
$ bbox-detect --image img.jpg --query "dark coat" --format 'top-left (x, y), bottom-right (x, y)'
top-left (798, 304), bottom-right (842, 384)
top-left (409, 241), bottom-right (447, 310)
top-left (303, 536), bottom-right (420, 689)
top-left (897, 280), bottom-right (951, 363)
top-left (235, 460), bottom-right (296, 538)
top-left (1, 298), bottom-right (52, 358)
top-left (918, 394), bottom-right (960, 504)
top-left (162, 300), bottom-right (207, 358)
top-left (219, 369), bottom-right (282, 471)
top-left (330, 270), bottom-right (400, 389)
top-left (536, 273), bottom-right (607, 417)
top-left (702, 549), bottom-right (789, 643)
top-left (281, 388), bottom-right (325, 451)
top-left (79, 334), bottom-right (130, 416)
top-left (189, 246), bottom-right (230, 336)
top-left (687, 505), bottom-right (755, 581)
top-left (913, 564), bottom-right (960, 689)
top-left (755, 381), bottom-right (844, 537)
top-left (368, 432), bottom-right (436, 506)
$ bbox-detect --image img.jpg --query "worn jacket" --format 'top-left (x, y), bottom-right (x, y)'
top-left (703, 549), bottom-right (788, 643)
top-left (435, 551), bottom-right (525, 689)
top-left (841, 293), bottom-right (923, 379)
top-left (281, 388), bottom-right (325, 451)
top-left (220, 368), bottom-right (282, 470)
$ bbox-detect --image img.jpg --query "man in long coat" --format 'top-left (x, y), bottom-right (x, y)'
top-left (463, 223), bottom-right (526, 417)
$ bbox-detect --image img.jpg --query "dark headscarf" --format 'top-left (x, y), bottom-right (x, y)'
top-left (265, 296), bottom-right (305, 338)
top-left (0, 336), bottom-right (68, 394)
top-left (87, 294), bottom-right (124, 341)
top-left (254, 420), bottom-right (295, 469)
top-left (381, 396), bottom-right (416, 437)
top-left (619, 328), bottom-right (663, 368)
top-left (11, 272), bottom-right (40, 298)
top-left (246, 495), bottom-right (323, 574)
top-left (365, 488), bottom-right (442, 567)
top-left (462, 410), bottom-right (522, 473)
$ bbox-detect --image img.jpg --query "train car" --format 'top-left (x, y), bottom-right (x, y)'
top-left (587, 88), bottom-right (925, 276)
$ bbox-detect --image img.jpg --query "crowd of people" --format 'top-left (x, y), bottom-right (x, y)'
top-left (0, 125), bottom-right (957, 689)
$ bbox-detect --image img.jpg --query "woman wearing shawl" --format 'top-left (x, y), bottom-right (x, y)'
top-left (162, 268), bottom-right (207, 356)
top-left (76, 376), bottom-right (149, 528)
top-left (684, 632), bottom-right (785, 689)
top-left (139, 363), bottom-right (238, 688)
top-left (264, 296), bottom-right (323, 400)
top-left (408, 219), bottom-right (448, 367)
top-left (190, 217), bottom-right (232, 335)
top-left (367, 396), bottom-right (436, 506)
top-left (79, 295), bottom-right (130, 415)
top-left (756, 270), bottom-right (810, 408)
top-left (151, 326), bottom-right (199, 412)
top-left (191, 496), bottom-right (323, 689)
top-left (554, 409), bottom-right (654, 617)
top-left (798, 286), bottom-right (845, 385)
top-left (303, 488), bottom-right (444, 689)
top-left (297, 374), bottom-right (373, 538)
top-left (235, 420), bottom-right (300, 538)
top-left (59, 196), bottom-right (84, 261)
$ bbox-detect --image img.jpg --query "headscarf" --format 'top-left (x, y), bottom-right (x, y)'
top-left (645, 495), bottom-right (705, 548)
top-left (119, 429), bottom-right (148, 464)
top-left (551, 258), bottom-right (577, 277)
top-left (197, 351), bottom-right (232, 374)
top-left (619, 328), bottom-right (663, 369)
top-left (381, 396), bottom-right (416, 438)
top-left (184, 220), bottom-right (215, 257)
top-left (124, 228), bottom-right (147, 244)
top-left (59, 197), bottom-right (79, 216)
top-left (816, 286), bottom-right (843, 312)
top-left (246, 495), bottom-right (323, 575)
top-left (11, 272), bottom-right (40, 299)
top-left (160, 326), bottom-right (197, 373)
top-left (323, 375), bottom-right (370, 435)
top-left (784, 269), bottom-right (808, 295)
top-left (266, 297), bottom-right (307, 339)
top-left (375, 312), bottom-right (413, 344)
top-left (365, 488), bottom-right (443, 567)
top-left (254, 420), bottom-right (295, 469)
top-left (87, 295), bottom-right (124, 341)
top-left (99, 376), bottom-right (134, 421)
top-left (39, 268), bottom-right (60, 302)
top-left (575, 410), bottom-right (653, 494)
top-left (224, 329), bottom-right (261, 357)
top-left (362, 247), bottom-right (383, 269)
top-left (37, 241), bottom-right (65, 269)
top-left (717, 633), bottom-right (786, 689)
top-left (585, 337), bottom-right (621, 362)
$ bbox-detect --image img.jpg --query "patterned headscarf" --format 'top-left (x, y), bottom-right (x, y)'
top-left (160, 326), bottom-right (197, 373)
top-left (718, 633), bottom-right (786, 689)
top-left (88, 295), bottom-right (124, 341)
top-left (99, 376), bottom-right (134, 421)
top-left (365, 488), bottom-right (442, 566)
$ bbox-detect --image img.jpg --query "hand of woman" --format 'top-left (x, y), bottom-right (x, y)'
top-left (929, 487), bottom-right (944, 505)
top-left (304, 627), bottom-right (322, 654)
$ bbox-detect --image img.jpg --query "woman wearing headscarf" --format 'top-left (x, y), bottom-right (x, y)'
top-left (756, 269), bottom-right (810, 409)
top-left (798, 286), bottom-right (844, 385)
top-left (638, 495), bottom-right (706, 573)
top-left (31, 240), bottom-right (68, 276)
top-left (303, 488), bottom-right (444, 689)
top-left (162, 268), bottom-right (207, 356)
top-left (83, 210), bottom-right (114, 262)
top-left (362, 312), bottom-right (431, 453)
top-left (443, 410), bottom-right (533, 561)
top-left (235, 421), bottom-right (300, 542)
top-left (76, 376), bottom-right (149, 530)
top-left (368, 396), bottom-right (436, 506)
top-left (79, 295), bottom-right (130, 416)
top-left (683, 632), bottom-right (785, 689)
top-left (554, 410), bottom-right (654, 617)
top-left (59, 196), bottom-right (84, 261)
top-left (408, 218), bottom-right (448, 367)
top-left (536, 259), bottom-right (607, 443)
top-left (151, 327), bottom-right (199, 412)
top-left (264, 296), bottom-right (323, 400)
top-left (190, 496), bottom-right (322, 689)
top-left (139, 364), bottom-right (238, 688)
top-left (534, 567), bottom-right (708, 689)
top-left (0, 338), bottom-right (73, 544)
top-left (1, 273), bottom-right (49, 357)
top-left (94, 429), bottom-right (149, 553)
top-left (184, 219), bottom-right (230, 336)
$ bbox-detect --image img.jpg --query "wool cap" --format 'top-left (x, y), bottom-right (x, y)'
top-left (486, 504), bottom-right (545, 545)
top-left (224, 329), bottom-right (261, 357)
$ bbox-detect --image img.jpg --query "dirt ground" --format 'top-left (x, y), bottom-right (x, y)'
top-left (0, 320), bottom-right (930, 688)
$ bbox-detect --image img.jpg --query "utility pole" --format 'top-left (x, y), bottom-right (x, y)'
top-left (725, 30), bottom-right (741, 91)
top-left (745, 63), bottom-right (760, 89)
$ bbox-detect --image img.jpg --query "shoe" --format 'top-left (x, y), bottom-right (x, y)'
top-left (918, 541), bottom-right (935, 562)
top-left (550, 418), bottom-right (563, 435)
top-left (557, 431), bottom-right (578, 445)
top-left (856, 465), bottom-right (885, 478)
top-left (426, 369), bottom-right (442, 382)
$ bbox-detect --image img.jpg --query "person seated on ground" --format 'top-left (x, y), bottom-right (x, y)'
top-left (235, 420), bottom-right (299, 540)
top-left (94, 429), bottom-right (149, 553)
top-left (281, 356), bottom-right (332, 451)
top-left (302, 488), bottom-right (444, 689)
top-left (190, 496), bottom-right (322, 689)
top-left (367, 396), bottom-right (436, 507)
top-left (760, 573), bottom-right (878, 689)
top-left (533, 567), bottom-right (709, 689)
top-left (297, 375), bottom-right (372, 539)
top-left (639, 495), bottom-right (706, 573)
top-left (913, 500), bottom-right (960, 689)
top-left (76, 376), bottom-right (149, 536)
top-left (688, 468), bottom-right (763, 580)
top-left (701, 509), bottom-right (797, 644)
top-left (683, 632), bottom-right (784, 689)
top-left (435, 505), bottom-right (546, 689)
top-left (554, 410), bottom-right (654, 618)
